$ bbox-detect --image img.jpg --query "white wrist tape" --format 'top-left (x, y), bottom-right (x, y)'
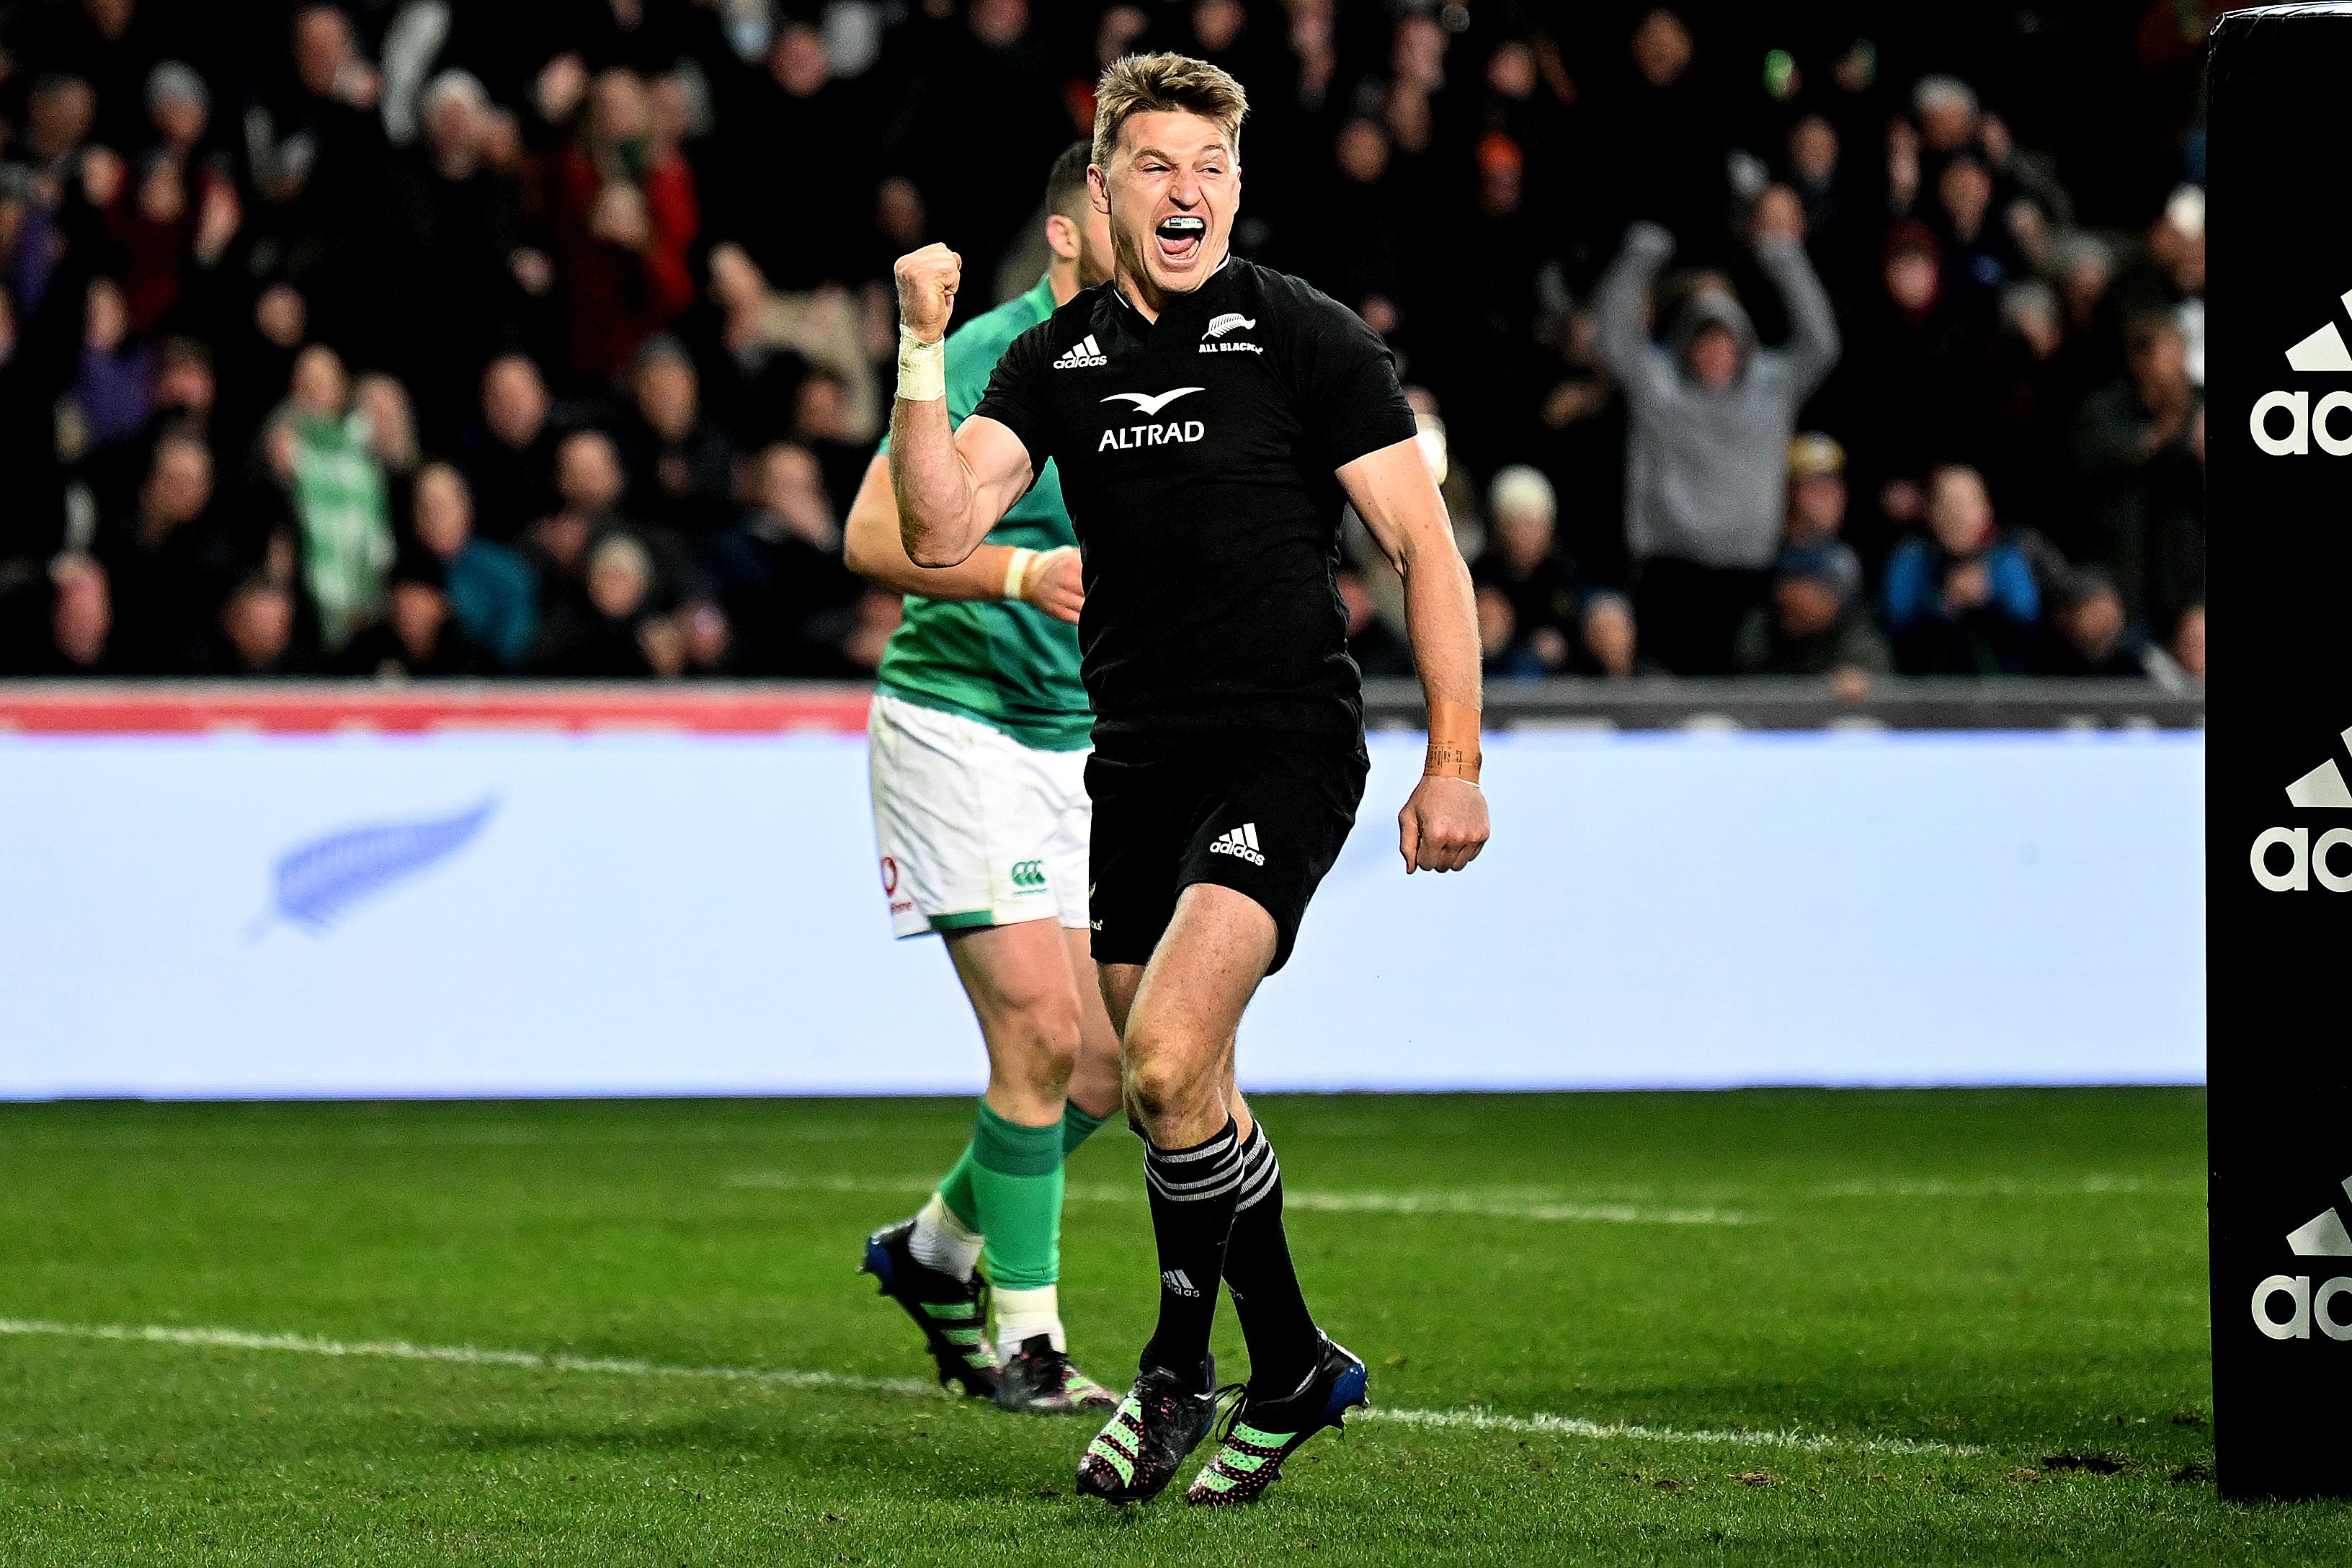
top-left (896, 326), bottom-right (946, 402)
top-left (1002, 547), bottom-right (1038, 602)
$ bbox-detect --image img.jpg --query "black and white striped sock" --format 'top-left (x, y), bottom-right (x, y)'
top-left (1224, 1121), bottom-right (1320, 1399)
top-left (1139, 1116), bottom-right (1243, 1383)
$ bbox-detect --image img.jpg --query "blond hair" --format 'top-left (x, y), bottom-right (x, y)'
top-left (1092, 53), bottom-right (1248, 171)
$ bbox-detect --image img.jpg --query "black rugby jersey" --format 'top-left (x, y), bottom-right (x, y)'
top-left (971, 257), bottom-right (1417, 739)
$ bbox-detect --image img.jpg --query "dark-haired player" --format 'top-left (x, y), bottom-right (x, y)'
top-left (848, 144), bottom-right (1123, 1416)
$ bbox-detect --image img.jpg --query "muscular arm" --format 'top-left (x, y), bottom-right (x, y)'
top-left (845, 453), bottom-right (1080, 620)
top-left (886, 404), bottom-right (1037, 568)
top-left (1341, 436), bottom-right (1491, 873)
top-left (886, 244), bottom-right (1037, 567)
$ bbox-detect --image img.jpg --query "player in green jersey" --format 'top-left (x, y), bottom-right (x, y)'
top-left (846, 144), bottom-right (1122, 1415)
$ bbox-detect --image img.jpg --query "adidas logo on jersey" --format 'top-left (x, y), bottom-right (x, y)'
top-left (1208, 822), bottom-right (1265, 865)
top-left (1054, 334), bottom-right (1108, 369)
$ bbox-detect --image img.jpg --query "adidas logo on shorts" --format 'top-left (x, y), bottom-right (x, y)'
top-left (1208, 822), bottom-right (1265, 866)
top-left (1053, 334), bottom-right (1108, 370)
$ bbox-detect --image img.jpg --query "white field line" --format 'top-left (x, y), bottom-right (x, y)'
top-left (1360, 1405), bottom-right (1980, 1456)
top-left (0, 1317), bottom-right (937, 1397)
top-left (1809, 1177), bottom-right (2199, 1198)
top-left (725, 1172), bottom-right (1757, 1228)
top-left (0, 1317), bottom-right (1978, 1458)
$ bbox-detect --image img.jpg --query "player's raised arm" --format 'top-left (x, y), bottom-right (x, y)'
top-left (889, 244), bottom-right (1035, 567)
top-left (1340, 437), bottom-right (1492, 874)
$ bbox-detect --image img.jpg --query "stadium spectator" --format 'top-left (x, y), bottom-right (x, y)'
top-left (0, 552), bottom-right (115, 675)
top-left (529, 529), bottom-right (659, 677)
top-left (545, 68), bottom-right (698, 384)
top-left (68, 277), bottom-right (151, 453)
top-left (104, 66), bottom-right (237, 340)
top-left (2071, 312), bottom-right (2205, 669)
top-left (337, 549), bottom-right (491, 678)
top-left (94, 430), bottom-right (223, 674)
top-left (1783, 432), bottom-right (1850, 548)
top-left (1595, 205), bottom-right (1839, 675)
top-left (531, 427), bottom-right (631, 608)
top-left (705, 440), bottom-right (863, 676)
top-left (1732, 540), bottom-right (1890, 690)
top-left (703, 240), bottom-right (882, 453)
top-left (264, 344), bottom-right (393, 654)
top-left (1883, 464), bottom-right (2041, 675)
top-left (2015, 531), bottom-right (2144, 678)
top-left (385, 68), bottom-right (531, 445)
top-left (209, 572), bottom-right (315, 676)
top-left (459, 353), bottom-right (561, 543)
top-left (1471, 466), bottom-right (1634, 679)
top-left (409, 462), bottom-right (537, 671)
top-left (716, 20), bottom-right (873, 291)
top-left (616, 335), bottom-right (733, 533)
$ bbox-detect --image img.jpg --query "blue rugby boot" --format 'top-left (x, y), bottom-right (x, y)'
top-left (1183, 1333), bottom-right (1368, 1506)
top-left (858, 1217), bottom-right (999, 1399)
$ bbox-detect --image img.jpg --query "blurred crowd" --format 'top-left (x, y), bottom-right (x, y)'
top-left (0, 0), bottom-right (2209, 682)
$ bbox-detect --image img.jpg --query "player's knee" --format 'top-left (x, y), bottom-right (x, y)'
top-left (1121, 1041), bottom-right (1208, 1128)
top-left (995, 997), bottom-right (1081, 1097)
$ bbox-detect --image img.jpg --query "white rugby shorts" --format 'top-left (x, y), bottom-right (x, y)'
top-left (867, 688), bottom-right (1091, 939)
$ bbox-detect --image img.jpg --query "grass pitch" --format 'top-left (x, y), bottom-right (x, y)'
top-left (1, 1088), bottom-right (2338, 1565)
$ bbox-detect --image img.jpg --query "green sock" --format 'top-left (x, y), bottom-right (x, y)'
top-left (969, 1101), bottom-right (1065, 1292)
top-left (1061, 1100), bottom-right (1110, 1157)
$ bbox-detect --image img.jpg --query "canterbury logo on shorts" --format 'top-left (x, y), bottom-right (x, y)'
top-left (1009, 860), bottom-right (1047, 888)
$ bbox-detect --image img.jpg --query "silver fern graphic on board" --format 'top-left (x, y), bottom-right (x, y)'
top-left (253, 798), bottom-right (497, 935)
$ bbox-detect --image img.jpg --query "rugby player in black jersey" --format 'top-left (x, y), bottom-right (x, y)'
top-left (887, 53), bottom-right (1489, 1507)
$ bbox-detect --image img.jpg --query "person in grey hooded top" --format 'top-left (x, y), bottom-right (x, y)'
top-left (1594, 199), bottom-right (1840, 674)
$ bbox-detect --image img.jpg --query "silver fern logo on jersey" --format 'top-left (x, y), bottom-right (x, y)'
top-left (1200, 313), bottom-right (1262, 354)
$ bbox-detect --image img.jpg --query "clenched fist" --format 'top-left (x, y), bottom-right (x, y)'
top-left (1399, 775), bottom-right (1489, 874)
top-left (895, 243), bottom-right (962, 344)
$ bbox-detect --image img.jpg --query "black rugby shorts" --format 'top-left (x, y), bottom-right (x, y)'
top-left (1084, 731), bottom-right (1368, 974)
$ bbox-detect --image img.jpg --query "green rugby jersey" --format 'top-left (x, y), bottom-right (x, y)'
top-left (874, 275), bottom-right (1089, 750)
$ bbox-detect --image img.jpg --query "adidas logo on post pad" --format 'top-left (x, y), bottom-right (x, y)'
top-left (2249, 722), bottom-right (2352, 891)
top-left (2254, 287), bottom-right (2352, 455)
top-left (1054, 334), bottom-right (1108, 370)
top-left (1208, 822), bottom-right (1265, 865)
top-left (2253, 1174), bottom-right (2352, 1341)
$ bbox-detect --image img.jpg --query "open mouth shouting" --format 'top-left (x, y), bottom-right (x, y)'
top-left (1154, 214), bottom-right (1207, 267)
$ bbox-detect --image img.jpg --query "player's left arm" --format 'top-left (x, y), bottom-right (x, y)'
top-left (1341, 438), bottom-right (1492, 874)
top-left (843, 454), bottom-right (1082, 621)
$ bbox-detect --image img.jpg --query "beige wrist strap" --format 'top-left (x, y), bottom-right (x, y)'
top-left (1424, 699), bottom-right (1484, 784)
top-left (896, 326), bottom-right (945, 402)
top-left (1001, 547), bottom-right (1038, 602)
